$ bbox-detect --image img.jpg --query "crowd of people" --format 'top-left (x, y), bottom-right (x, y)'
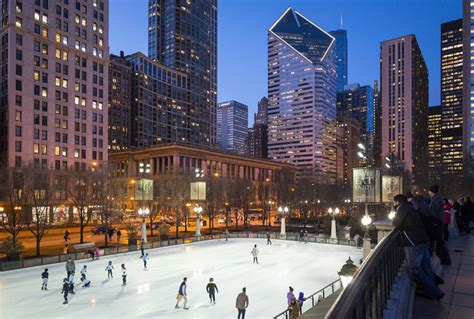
top-left (392, 184), bottom-right (473, 300)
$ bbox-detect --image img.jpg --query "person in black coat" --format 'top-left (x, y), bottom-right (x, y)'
top-left (61, 278), bottom-right (69, 305)
top-left (206, 278), bottom-right (219, 304)
top-left (392, 194), bottom-right (444, 300)
top-left (461, 197), bottom-right (474, 235)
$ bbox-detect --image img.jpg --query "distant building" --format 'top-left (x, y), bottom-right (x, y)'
top-left (428, 106), bottom-right (442, 185)
top-left (268, 8), bottom-right (337, 183)
top-left (441, 19), bottom-right (464, 180)
top-left (463, 0), bottom-right (474, 177)
top-left (330, 29), bottom-right (348, 92)
top-left (147, 0), bottom-right (217, 147)
top-left (380, 35), bottom-right (429, 187)
top-left (336, 111), bottom-right (361, 186)
top-left (373, 80), bottom-right (382, 167)
top-left (254, 97), bottom-right (268, 125)
top-left (247, 97), bottom-right (268, 159)
top-left (217, 101), bottom-right (248, 155)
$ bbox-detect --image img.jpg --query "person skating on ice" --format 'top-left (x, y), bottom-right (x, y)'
top-left (251, 244), bottom-right (259, 264)
top-left (80, 265), bottom-right (87, 281)
top-left (139, 243), bottom-right (145, 258)
top-left (81, 277), bottom-right (91, 288)
top-left (61, 278), bottom-right (69, 305)
top-left (143, 253), bottom-right (149, 269)
top-left (266, 232), bottom-right (272, 245)
top-left (65, 257), bottom-right (75, 278)
top-left (175, 277), bottom-right (189, 310)
top-left (41, 268), bottom-right (49, 290)
top-left (105, 261), bottom-right (114, 278)
top-left (236, 287), bottom-right (249, 319)
top-left (121, 264), bottom-right (127, 285)
top-left (68, 271), bottom-right (75, 294)
top-left (206, 277), bottom-right (219, 304)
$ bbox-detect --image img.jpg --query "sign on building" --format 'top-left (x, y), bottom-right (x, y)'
top-left (382, 175), bottom-right (403, 202)
top-left (190, 182), bottom-right (206, 201)
top-left (352, 168), bottom-right (381, 203)
top-left (135, 179), bottom-right (154, 201)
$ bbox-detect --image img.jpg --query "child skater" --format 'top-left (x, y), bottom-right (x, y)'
top-left (143, 253), bottom-right (149, 269)
top-left (105, 261), bottom-right (114, 278)
top-left (41, 268), bottom-right (49, 290)
top-left (121, 264), bottom-right (127, 285)
top-left (61, 278), bottom-right (69, 305)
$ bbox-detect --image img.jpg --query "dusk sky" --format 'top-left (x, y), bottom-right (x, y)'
top-left (110, 0), bottom-right (461, 126)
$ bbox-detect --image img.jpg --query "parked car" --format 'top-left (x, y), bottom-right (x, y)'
top-left (91, 225), bottom-right (118, 235)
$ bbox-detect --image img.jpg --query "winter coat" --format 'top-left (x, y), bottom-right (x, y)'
top-left (461, 200), bottom-right (474, 221)
top-left (206, 282), bottom-right (218, 294)
top-left (251, 248), bottom-right (259, 257)
top-left (178, 281), bottom-right (187, 296)
top-left (143, 255), bottom-right (149, 262)
top-left (393, 202), bottom-right (430, 247)
top-left (80, 268), bottom-right (87, 276)
top-left (122, 269), bottom-right (127, 276)
top-left (41, 271), bottom-right (48, 279)
top-left (236, 292), bottom-right (249, 309)
top-left (61, 282), bottom-right (69, 294)
top-left (289, 301), bottom-right (300, 319)
top-left (65, 260), bottom-right (75, 273)
top-left (287, 292), bottom-right (296, 305)
top-left (430, 193), bottom-right (444, 220)
top-left (105, 264), bottom-right (114, 271)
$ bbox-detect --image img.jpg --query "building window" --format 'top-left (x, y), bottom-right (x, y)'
top-left (15, 126), bottom-right (22, 137)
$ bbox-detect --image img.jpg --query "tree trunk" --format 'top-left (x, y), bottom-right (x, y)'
top-left (36, 236), bottom-right (41, 257)
top-left (80, 212), bottom-right (84, 243)
top-left (104, 224), bottom-right (108, 247)
top-left (175, 211), bottom-right (179, 239)
top-left (149, 215), bottom-right (154, 237)
top-left (235, 210), bottom-right (238, 230)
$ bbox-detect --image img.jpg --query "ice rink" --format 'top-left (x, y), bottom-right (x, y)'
top-left (0, 238), bottom-right (362, 318)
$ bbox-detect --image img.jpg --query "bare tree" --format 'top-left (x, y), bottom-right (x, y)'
top-left (25, 168), bottom-right (53, 257)
top-left (205, 177), bottom-right (227, 233)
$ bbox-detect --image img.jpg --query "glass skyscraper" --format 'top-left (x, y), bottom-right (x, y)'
top-left (217, 101), bottom-right (248, 155)
top-left (463, 0), bottom-right (474, 177)
top-left (329, 29), bottom-right (348, 92)
top-left (147, 0), bottom-right (217, 148)
top-left (268, 8), bottom-right (337, 183)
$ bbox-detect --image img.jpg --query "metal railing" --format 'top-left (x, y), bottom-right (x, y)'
top-left (273, 279), bottom-right (342, 319)
top-left (0, 231), bottom-right (357, 271)
top-left (326, 229), bottom-right (405, 319)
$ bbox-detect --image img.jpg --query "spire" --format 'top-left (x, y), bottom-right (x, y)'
top-left (340, 11), bottom-right (343, 29)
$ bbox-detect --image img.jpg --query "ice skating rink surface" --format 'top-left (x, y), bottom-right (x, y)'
top-left (0, 238), bottom-right (362, 318)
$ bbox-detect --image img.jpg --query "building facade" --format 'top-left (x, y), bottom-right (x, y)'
top-left (380, 35), bottom-right (429, 187)
top-left (428, 105), bottom-right (442, 185)
top-left (268, 8), bottom-right (337, 183)
top-left (373, 80), bottom-right (382, 167)
top-left (0, 0), bottom-right (109, 170)
top-left (441, 19), bottom-right (464, 180)
top-left (147, 0), bottom-right (217, 148)
top-left (217, 100), bottom-right (248, 155)
top-left (247, 97), bottom-right (269, 159)
top-left (329, 29), bottom-right (348, 92)
top-left (336, 111), bottom-right (361, 186)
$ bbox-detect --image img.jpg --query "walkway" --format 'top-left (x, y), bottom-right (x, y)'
top-left (413, 235), bottom-right (474, 319)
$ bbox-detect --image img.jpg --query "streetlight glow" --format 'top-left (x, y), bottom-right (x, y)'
top-left (357, 143), bottom-right (366, 150)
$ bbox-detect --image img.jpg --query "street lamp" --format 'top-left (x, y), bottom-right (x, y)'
top-left (278, 206), bottom-right (289, 237)
top-left (361, 214), bottom-right (372, 259)
top-left (388, 210), bottom-right (396, 220)
top-left (193, 205), bottom-right (203, 238)
top-left (338, 257), bottom-right (359, 288)
top-left (138, 207), bottom-right (150, 243)
top-left (328, 207), bottom-right (339, 240)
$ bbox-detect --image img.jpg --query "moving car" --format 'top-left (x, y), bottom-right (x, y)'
top-left (91, 225), bottom-right (118, 235)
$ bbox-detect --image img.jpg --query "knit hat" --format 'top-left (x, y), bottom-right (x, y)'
top-left (429, 185), bottom-right (439, 193)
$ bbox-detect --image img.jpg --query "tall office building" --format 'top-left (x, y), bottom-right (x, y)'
top-left (336, 111), bottom-right (361, 186)
top-left (336, 83), bottom-right (374, 162)
top-left (247, 97), bottom-right (268, 159)
top-left (463, 0), bottom-right (474, 178)
top-left (0, 0), bottom-right (109, 170)
top-left (217, 101), bottom-right (248, 155)
top-left (428, 106), bottom-right (442, 185)
top-left (109, 52), bottom-right (131, 153)
top-left (380, 35), bottom-right (429, 187)
top-left (329, 29), bottom-right (348, 92)
top-left (441, 19), bottom-right (464, 179)
top-left (147, 0), bottom-right (217, 148)
top-left (372, 80), bottom-right (382, 167)
top-left (268, 8), bottom-right (337, 182)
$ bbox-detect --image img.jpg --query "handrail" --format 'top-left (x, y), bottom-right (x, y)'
top-left (273, 279), bottom-right (342, 319)
top-left (325, 228), bottom-right (404, 319)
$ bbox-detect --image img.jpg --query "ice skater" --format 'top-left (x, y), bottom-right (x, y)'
top-left (175, 277), bottom-right (189, 310)
top-left (121, 264), bottom-right (127, 285)
top-left (65, 257), bottom-right (75, 278)
top-left (266, 232), bottom-right (272, 245)
top-left (236, 287), bottom-right (249, 319)
top-left (41, 268), bottom-right (49, 290)
top-left (89, 249), bottom-right (95, 261)
top-left (80, 265), bottom-right (87, 281)
top-left (206, 277), bottom-right (219, 304)
top-left (299, 230), bottom-right (304, 242)
top-left (105, 261), bottom-right (114, 278)
top-left (251, 244), bottom-right (259, 264)
top-left (68, 271), bottom-right (75, 294)
top-left (304, 231), bottom-right (309, 244)
top-left (81, 277), bottom-right (91, 288)
top-left (143, 253), bottom-right (149, 269)
top-left (61, 278), bottom-right (69, 305)
top-left (117, 229), bottom-right (122, 242)
top-left (224, 228), bottom-right (230, 241)
top-left (139, 243), bottom-right (145, 258)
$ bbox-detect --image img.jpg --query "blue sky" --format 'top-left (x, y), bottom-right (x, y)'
top-left (110, 0), bottom-right (461, 126)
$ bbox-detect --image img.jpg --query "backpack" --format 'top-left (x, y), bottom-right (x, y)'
top-left (418, 212), bottom-right (443, 242)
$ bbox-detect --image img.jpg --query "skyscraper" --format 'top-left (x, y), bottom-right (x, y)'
top-left (372, 80), bottom-right (382, 167)
top-left (0, 0), bottom-right (109, 170)
top-left (147, 0), bottom-right (217, 147)
top-left (254, 96), bottom-right (268, 125)
top-left (336, 83), bottom-right (374, 163)
top-left (217, 101), bottom-right (248, 155)
top-left (247, 97), bottom-right (268, 159)
top-left (380, 35), bottom-right (429, 187)
top-left (268, 8), bottom-right (337, 182)
top-left (428, 106), bottom-right (442, 185)
top-left (336, 111), bottom-right (361, 186)
top-left (441, 19), bottom-right (463, 180)
top-left (463, 0), bottom-right (474, 178)
top-left (329, 29), bottom-right (348, 91)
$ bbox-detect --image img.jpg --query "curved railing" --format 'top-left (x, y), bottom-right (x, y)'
top-left (326, 229), bottom-right (405, 319)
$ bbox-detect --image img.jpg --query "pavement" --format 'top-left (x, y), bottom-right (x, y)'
top-left (413, 235), bottom-right (474, 319)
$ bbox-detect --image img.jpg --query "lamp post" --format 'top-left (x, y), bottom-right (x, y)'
top-left (388, 210), bottom-right (396, 221)
top-left (361, 214), bottom-right (372, 259)
top-left (193, 205), bottom-right (203, 239)
top-left (329, 207), bottom-right (339, 240)
top-left (278, 206), bottom-right (289, 238)
top-left (138, 207), bottom-right (150, 243)
top-left (338, 257), bottom-right (359, 288)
